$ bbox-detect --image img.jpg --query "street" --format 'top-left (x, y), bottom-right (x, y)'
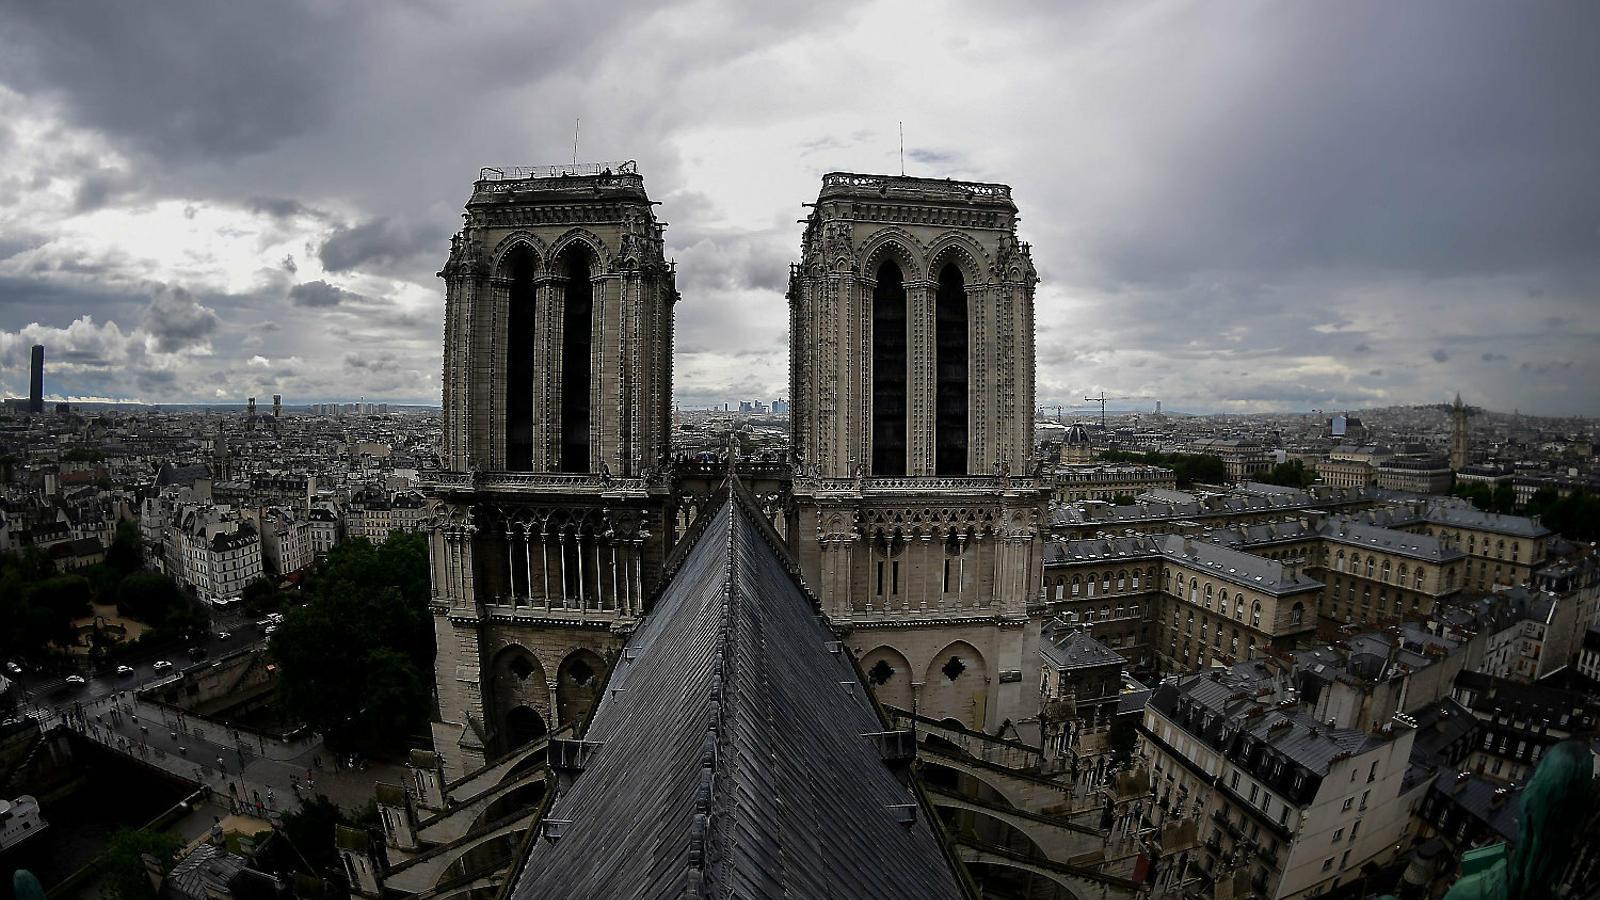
top-left (10, 612), bottom-right (404, 820)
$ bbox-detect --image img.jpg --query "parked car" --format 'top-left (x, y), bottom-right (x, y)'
top-left (65, 674), bottom-right (86, 685)
top-left (116, 665), bottom-right (134, 676)
top-left (152, 660), bottom-right (173, 673)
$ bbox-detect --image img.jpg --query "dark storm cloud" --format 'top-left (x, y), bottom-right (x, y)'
top-left (319, 218), bottom-right (445, 274)
top-left (288, 280), bottom-right (362, 308)
top-left (1070, 4), bottom-right (1600, 286)
top-left (142, 285), bottom-right (219, 352)
top-left (0, 2), bottom-right (367, 161)
top-left (249, 197), bottom-right (319, 221)
top-left (73, 167), bottom-right (137, 212)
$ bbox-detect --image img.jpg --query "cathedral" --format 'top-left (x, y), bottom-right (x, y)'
top-left (426, 161), bottom-right (1045, 780)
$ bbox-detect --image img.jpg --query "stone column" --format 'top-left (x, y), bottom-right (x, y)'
top-left (610, 544), bottom-right (620, 613)
top-left (521, 524), bottom-right (533, 607)
top-left (539, 527), bottom-right (551, 610)
top-left (558, 531), bottom-right (571, 610)
top-left (504, 527), bottom-right (518, 603)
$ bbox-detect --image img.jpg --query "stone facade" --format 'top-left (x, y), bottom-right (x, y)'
top-left (786, 172), bottom-right (1045, 732)
top-left (426, 163), bottom-right (679, 780)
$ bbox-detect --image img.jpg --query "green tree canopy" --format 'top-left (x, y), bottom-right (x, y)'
top-left (116, 573), bottom-right (186, 626)
top-left (1259, 459), bottom-right (1316, 489)
top-left (273, 532), bottom-right (432, 749)
top-left (1527, 488), bottom-right (1600, 543)
top-left (102, 827), bottom-right (182, 900)
top-left (1097, 450), bottom-right (1227, 487)
top-left (103, 519), bottom-right (144, 575)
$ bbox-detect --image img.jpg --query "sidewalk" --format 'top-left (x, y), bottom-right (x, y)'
top-left (51, 696), bottom-right (405, 820)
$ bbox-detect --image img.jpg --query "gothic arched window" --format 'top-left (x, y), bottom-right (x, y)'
top-left (560, 249), bottom-right (594, 472)
top-left (504, 246), bottom-right (537, 471)
top-left (872, 259), bottom-right (908, 477)
top-left (934, 263), bottom-right (968, 476)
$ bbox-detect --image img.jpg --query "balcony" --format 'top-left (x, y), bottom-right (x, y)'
top-left (423, 470), bottom-right (653, 497)
top-left (1211, 809), bottom-right (1243, 840)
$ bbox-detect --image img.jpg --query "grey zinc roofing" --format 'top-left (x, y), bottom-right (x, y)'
top-left (167, 843), bottom-right (246, 900)
top-left (1162, 674), bottom-right (1382, 775)
top-left (1320, 516), bottom-right (1465, 563)
top-left (1044, 534), bottom-right (1160, 567)
top-left (1041, 627), bottom-right (1127, 670)
top-left (512, 496), bottom-right (968, 900)
top-left (1155, 533), bottom-right (1322, 595)
top-left (1423, 502), bottom-right (1551, 539)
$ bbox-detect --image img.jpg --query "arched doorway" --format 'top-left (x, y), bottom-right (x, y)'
top-left (556, 648), bottom-right (607, 726)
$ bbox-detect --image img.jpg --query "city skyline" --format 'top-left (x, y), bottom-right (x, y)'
top-left (0, 2), bottom-right (1596, 415)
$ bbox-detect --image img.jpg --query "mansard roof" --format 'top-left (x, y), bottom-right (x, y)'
top-left (511, 488), bottom-right (970, 900)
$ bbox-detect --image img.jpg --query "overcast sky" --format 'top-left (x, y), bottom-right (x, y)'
top-left (0, 1), bottom-right (1595, 415)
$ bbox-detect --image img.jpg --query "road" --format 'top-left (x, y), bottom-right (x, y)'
top-left (9, 603), bottom-right (263, 706)
top-left (8, 610), bottom-right (404, 820)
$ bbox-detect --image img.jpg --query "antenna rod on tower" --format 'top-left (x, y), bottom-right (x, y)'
top-left (572, 118), bottom-right (580, 167)
top-left (899, 121), bottom-right (905, 175)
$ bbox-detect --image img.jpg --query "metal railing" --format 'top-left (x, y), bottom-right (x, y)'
top-left (478, 160), bottom-right (638, 181)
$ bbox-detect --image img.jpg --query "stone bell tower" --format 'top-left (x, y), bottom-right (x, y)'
top-left (787, 172), bottom-right (1046, 734)
top-left (427, 161), bottom-right (677, 779)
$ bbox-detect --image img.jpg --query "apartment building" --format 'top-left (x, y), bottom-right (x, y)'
top-left (1139, 670), bottom-right (1418, 899)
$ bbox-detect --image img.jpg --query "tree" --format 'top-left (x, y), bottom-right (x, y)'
top-left (116, 573), bottom-right (186, 626)
top-left (273, 532), bottom-right (433, 749)
top-left (0, 554), bottom-right (87, 660)
top-left (240, 576), bottom-right (283, 615)
top-left (1259, 459), bottom-right (1315, 489)
top-left (279, 794), bottom-right (347, 872)
top-left (1527, 488), bottom-right (1600, 543)
top-left (115, 573), bottom-right (208, 647)
top-left (102, 827), bottom-right (181, 900)
top-left (104, 520), bottom-right (144, 575)
top-left (1099, 450), bottom-right (1228, 487)
top-left (29, 574), bottom-right (93, 627)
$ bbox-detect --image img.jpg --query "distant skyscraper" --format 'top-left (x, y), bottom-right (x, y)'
top-left (28, 344), bottom-right (43, 413)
